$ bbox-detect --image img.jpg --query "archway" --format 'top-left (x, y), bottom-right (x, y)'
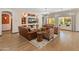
top-left (2, 11), bottom-right (12, 33)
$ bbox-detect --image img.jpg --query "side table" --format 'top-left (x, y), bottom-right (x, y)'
top-left (37, 32), bottom-right (43, 42)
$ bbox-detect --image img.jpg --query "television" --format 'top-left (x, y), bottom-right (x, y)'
top-left (28, 18), bottom-right (37, 23)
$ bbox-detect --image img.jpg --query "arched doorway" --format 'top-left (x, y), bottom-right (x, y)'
top-left (2, 11), bottom-right (12, 33)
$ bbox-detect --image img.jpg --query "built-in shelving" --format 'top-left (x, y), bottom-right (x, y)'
top-left (27, 13), bottom-right (38, 29)
top-left (21, 13), bottom-right (38, 29)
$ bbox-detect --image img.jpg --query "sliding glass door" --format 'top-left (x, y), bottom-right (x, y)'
top-left (58, 16), bottom-right (72, 30)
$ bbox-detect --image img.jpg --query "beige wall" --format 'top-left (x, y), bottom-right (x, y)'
top-left (1, 8), bottom-right (79, 36)
top-left (0, 9), bottom-right (19, 35)
top-left (0, 11), bottom-right (2, 35)
top-left (0, 8), bottom-right (42, 35)
top-left (0, 9), bottom-right (13, 35)
top-left (12, 9), bottom-right (40, 33)
top-left (76, 12), bottom-right (79, 31)
top-left (48, 10), bottom-right (77, 31)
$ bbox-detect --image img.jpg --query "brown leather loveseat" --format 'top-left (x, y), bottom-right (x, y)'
top-left (18, 26), bottom-right (37, 41)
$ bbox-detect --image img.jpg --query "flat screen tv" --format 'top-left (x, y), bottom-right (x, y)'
top-left (28, 18), bottom-right (37, 23)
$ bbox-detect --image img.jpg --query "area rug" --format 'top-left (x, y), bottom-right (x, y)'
top-left (29, 34), bottom-right (58, 49)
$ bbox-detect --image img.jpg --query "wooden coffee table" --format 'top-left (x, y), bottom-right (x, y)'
top-left (37, 32), bottom-right (43, 42)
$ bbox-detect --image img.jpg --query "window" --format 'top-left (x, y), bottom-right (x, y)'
top-left (59, 17), bottom-right (71, 26)
top-left (48, 18), bottom-right (56, 25)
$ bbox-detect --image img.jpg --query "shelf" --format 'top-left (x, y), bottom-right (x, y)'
top-left (28, 16), bottom-right (36, 19)
top-left (28, 23), bottom-right (38, 25)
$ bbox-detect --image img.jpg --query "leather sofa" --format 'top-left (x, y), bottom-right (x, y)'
top-left (43, 24), bottom-right (59, 34)
top-left (42, 28), bottom-right (54, 41)
top-left (18, 26), bottom-right (37, 41)
top-left (42, 24), bottom-right (59, 41)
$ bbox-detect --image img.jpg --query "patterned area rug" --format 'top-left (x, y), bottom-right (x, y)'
top-left (29, 34), bottom-right (58, 49)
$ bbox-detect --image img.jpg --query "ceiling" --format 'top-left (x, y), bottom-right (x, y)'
top-left (24, 8), bottom-right (73, 13)
top-left (3, 8), bottom-right (75, 14)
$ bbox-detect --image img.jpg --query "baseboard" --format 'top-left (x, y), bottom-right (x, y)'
top-left (2, 30), bottom-right (11, 32)
top-left (61, 29), bottom-right (72, 31)
top-left (12, 32), bottom-right (19, 34)
top-left (74, 31), bottom-right (79, 32)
